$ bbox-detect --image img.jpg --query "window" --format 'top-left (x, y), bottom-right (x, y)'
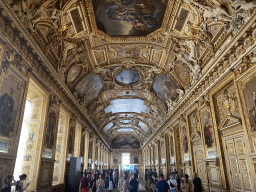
top-left (13, 100), bottom-right (32, 180)
top-left (122, 153), bottom-right (130, 165)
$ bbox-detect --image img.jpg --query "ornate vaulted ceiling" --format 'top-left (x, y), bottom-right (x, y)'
top-left (6, 0), bottom-right (256, 148)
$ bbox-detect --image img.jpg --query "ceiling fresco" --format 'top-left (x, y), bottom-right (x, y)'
top-left (92, 0), bottom-right (167, 36)
top-left (110, 135), bottom-right (140, 149)
top-left (153, 74), bottom-right (180, 106)
top-left (7, 0), bottom-right (256, 148)
top-left (75, 74), bottom-right (103, 107)
top-left (115, 70), bottom-right (140, 85)
top-left (103, 122), bottom-right (114, 132)
top-left (104, 99), bottom-right (150, 114)
top-left (117, 128), bottom-right (134, 132)
top-left (138, 122), bottom-right (149, 133)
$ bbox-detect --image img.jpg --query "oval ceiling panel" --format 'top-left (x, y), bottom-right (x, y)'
top-left (115, 70), bottom-right (140, 85)
top-left (67, 65), bottom-right (82, 84)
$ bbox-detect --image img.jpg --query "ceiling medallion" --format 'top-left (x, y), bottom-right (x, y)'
top-left (115, 70), bottom-right (140, 85)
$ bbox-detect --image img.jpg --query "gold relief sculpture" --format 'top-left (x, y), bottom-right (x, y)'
top-left (240, 159), bottom-right (252, 191)
top-left (2, 0), bottom-right (256, 191)
top-left (222, 90), bottom-right (232, 116)
top-left (230, 159), bottom-right (242, 189)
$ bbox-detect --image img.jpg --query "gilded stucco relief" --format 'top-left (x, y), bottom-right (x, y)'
top-left (1, 0), bottom-right (256, 191)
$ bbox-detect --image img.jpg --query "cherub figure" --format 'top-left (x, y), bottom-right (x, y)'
top-left (176, 89), bottom-right (185, 100)
top-left (180, 39), bottom-right (197, 64)
top-left (192, 1), bottom-right (232, 22)
top-left (191, 63), bottom-right (201, 85)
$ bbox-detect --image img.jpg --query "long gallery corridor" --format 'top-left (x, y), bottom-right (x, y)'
top-left (1, 0), bottom-right (256, 191)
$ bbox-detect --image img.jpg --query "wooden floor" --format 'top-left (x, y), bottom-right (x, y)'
top-left (138, 183), bottom-right (146, 192)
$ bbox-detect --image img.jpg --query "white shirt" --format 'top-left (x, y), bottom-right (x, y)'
top-left (168, 179), bottom-right (177, 189)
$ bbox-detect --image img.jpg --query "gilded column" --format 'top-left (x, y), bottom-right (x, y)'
top-left (107, 150), bottom-right (109, 169)
top-left (91, 137), bottom-right (97, 167)
top-left (74, 120), bottom-right (82, 157)
top-left (150, 143), bottom-right (155, 170)
top-left (83, 131), bottom-right (90, 170)
top-left (102, 147), bottom-right (105, 169)
top-left (97, 142), bottom-right (101, 168)
top-left (153, 141), bottom-right (159, 174)
top-left (101, 145), bottom-right (104, 169)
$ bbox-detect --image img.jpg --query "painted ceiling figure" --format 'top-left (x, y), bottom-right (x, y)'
top-left (95, 0), bottom-right (166, 36)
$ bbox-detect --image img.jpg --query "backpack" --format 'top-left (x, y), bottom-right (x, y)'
top-left (16, 181), bottom-right (21, 191)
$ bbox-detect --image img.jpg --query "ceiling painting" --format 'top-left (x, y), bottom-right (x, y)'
top-left (92, 0), bottom-right (167, 36)
top-left (103, 122), bottom-right (114, 132)
top-left (153, 74), bottom-right (180, 105)
top-left (138, 122), bottom-right (149, 133)
top-left (115, 70), bottom-right (140, 85)
top-left (110, 135), bottom-right (140, 149)
top-left (75, 74), bottom-right (103, 107)
top-left (117, 128), bottom-right (134, 132)
top-left (120, 119), bottom-right (133, 124)
top-left (7, 0), bottom-right (254, 149)
top-left (104, 99), bottom-right (150, 114)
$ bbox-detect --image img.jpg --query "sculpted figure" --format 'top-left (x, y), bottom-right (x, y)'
top-left (166, 98), bottom-right (177, 113)
top-left (191, 63), bottom-right (201, 85)
top-left (61, 41), bottom-right (77, 66)
top-left (176, 89), bottom-right (185, 100)
top-left (231, 0), bottom-right (256, 12)
top-left (222, 90), bottom-right (233, 116)
top-left (180, 39), bottom-right (197, 63)
top-left (192, 1), bottom-right (232, 22)
top-left (32, 7), bottom-right (63, 28)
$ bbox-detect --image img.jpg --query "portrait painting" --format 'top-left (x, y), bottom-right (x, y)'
top-left (170, 135), bottom-right (174, 156)
top-left (202, 110), bottom-right (214, 148)
top-left (88, 141), bottom-right (93, 159)
top-left (75, 74), bottom-right (103, 107)
top-left (45, 107), bottom-right (58, 149)
top-left (243, 77), bottom-right (256, 132)
top-left (134, 156), bottom-right (138, 164)
top-left (68, 121), bottom-right (75, 154)
top-left (153, 73), bottom-right (180, 106)
top-left (113, 156), bottom-right (118, 164)
top-left (110, 135), bottom-right (140, 149)
top-left (80, 135), bottom-right (85, 157)
top-left (182, 125), bottom-right (188, 153)
top-left (92, 0), bottom-right (167, 36)
top-left (0, 73), bottom-right (23, 138)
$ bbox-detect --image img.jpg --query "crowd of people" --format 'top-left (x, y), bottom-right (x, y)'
top-left (1, 169), bottom-right (203, 192)
top-left (145, 169), bottom-right (203, 192)
top-left (1, 174), bottom-right (31, 192)
top-left (79, 169), bottom-right (139, 192)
